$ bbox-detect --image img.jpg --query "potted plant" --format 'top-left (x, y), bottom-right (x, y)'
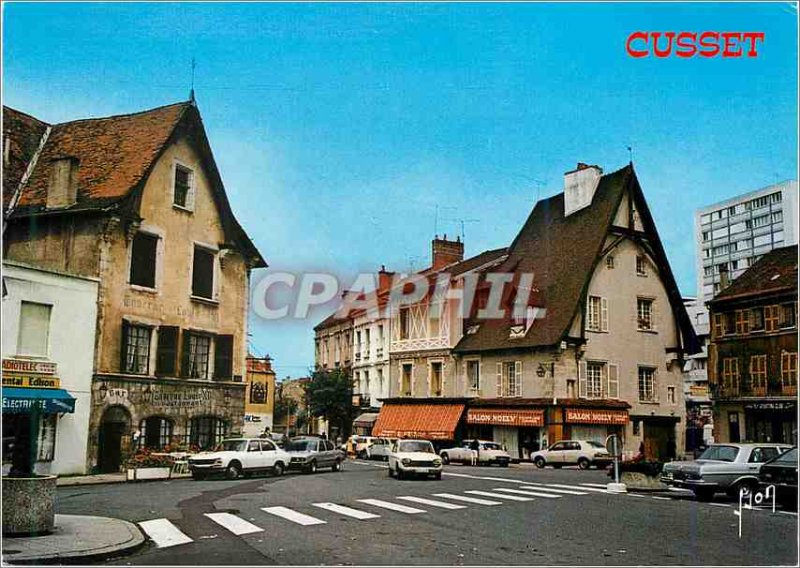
top-left (124, 448), bottom-right (175, 481)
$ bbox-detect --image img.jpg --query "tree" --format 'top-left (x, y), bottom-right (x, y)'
top-left (274, 386), bottom-right (299, 434)
top-left (305, 368), bottom-right (355, 438)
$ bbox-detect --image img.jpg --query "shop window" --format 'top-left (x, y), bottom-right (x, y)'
top-left (638, 367), bottom-right (656, 402)
top-left (17, 301), bottom-right (52, 357)
top-left (430, 361), bottom-right (443, 396)
top-left (139, 416), bottom-right (173, 449)
top-left (37, 414), bottom-right (57, 461)
top-left (129, 231), bottom-right (158, 289)
top-left (121, 322), bottom-right (152, 375)
top-left (191, 245), bottom-right (216, 300)
top-left (466, 360), bottom-right (480, 392)
top-left (188, 416), bottom-right (227, 450)
top-left (182, 332), bottom-right (211, 379)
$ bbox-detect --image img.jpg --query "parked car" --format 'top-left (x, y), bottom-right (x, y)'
top-left (188, 438), bottom-right (291, 480)
top-left (357, 437), bottom-right (393, 461)
top-left (285, 436), bottom-right (345, 473)
top-left (531, 440), bottom-right (612, 469)
top-left (759, 447), bottom-right (797, 508)
top-left (661, 443), bottom-right (792, 501)
top-left (439, 440), bottom-right (511, 467)
top-left (342, 435), bottom-right (372, 455)
top-left (388, 439), bottom-right (443, 480)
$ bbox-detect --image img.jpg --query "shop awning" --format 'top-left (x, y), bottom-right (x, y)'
top-left (373, 403), bottom-right (464, 440)
top-left (353, 412), bottom-right (379, 428)
top-left (2, 387), bottom-right (76, 414)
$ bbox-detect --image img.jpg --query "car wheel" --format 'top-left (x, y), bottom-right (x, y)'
top-left (534, 457), bottom-right (546, 469)
top-left (332, 459), bottom-right (342, 472)
top-left (273, 461), bottom-right (285, 477)
top-left (306, 460), bottom-right (317, 474)
top-left (578, 458), bottom-right (590, 470)
top-left (501, 461), bottom-right (509, 468)
top-left (440, 453), bottom-right (450, 465)
top-left (388, 465), bottom-right (395, 478)
top-left (693, 487), bottom-right (715, 502)
top-left (358, 450), bottom-right (368, 460)
top-left (730, 479), bottom-right (757, 498)
top-left (191, 471), bottom-right (206, 481)
top-left (395, 465), bottom-right (404, 480)
top-left (225, 461), bottom-right (242, 480)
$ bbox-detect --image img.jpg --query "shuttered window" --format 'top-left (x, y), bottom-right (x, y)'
top-left (130, 232), bottom-right (158, 288)
top-left (192, 246), bottom-right (215, 299)
top-left (173, 164), bottom-right (194, 209)
top-left (214, 335), bottom-right (234, 380)
top-left (182, 331), bottom-right (211, 379)
top-left (17, 301), bottom-right (52, 357)
top-left (496, 361), bottom-right (522, 397)
top-left (607, 364), bottom-right (619, 399)
top-left (121, 321), bottom-right (151, 375)
top-left (155, 326), bottom-right (179, 376)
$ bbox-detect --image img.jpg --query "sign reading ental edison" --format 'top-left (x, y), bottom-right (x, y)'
top-left (2, 374), bottom-right (61, 389)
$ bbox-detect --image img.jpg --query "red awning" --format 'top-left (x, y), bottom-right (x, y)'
top-left (372, 403), bottom-right (465, 440)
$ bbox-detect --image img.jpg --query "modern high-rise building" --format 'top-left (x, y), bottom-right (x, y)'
top-left (695, 180), bottom-right (798, 303)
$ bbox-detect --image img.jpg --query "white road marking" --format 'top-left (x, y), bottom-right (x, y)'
top-left (519, 485), bottom-right (588, 496)
top-left (312, 503), bottom-right (380, 520)
top-left (357, 499), bottom-right (426, 514)
top-left (397, 496), bottom-right (467, 510)
top-left (139, 518), bottom-right (193, 548)
top-left (465, 490), bottom-right (533, 502)
top-left (261, 506), bottom-right (327, 526)
top-left (627, 493), bottom-right (646, 498)
top-left (779, 511), bottom-right (798, 516)
top-left (651, 496), bottom-right (671, 500)
top-left (580, 483), bottom-right (610, 488)
top-left (709, 503), bottom-right (731, 508)
top-left (433, 493), bottom-right (502, 505)
top-left (204, 513), bottom-right (263, 535)
top-left (493, 487), bottom-right (560, 499)
top-left (438, 471), bottom-right (528, 484)
top-left (535, 483), bottom-right (610, 494)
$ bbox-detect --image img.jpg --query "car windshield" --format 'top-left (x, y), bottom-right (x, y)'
top-left (398, 441), bottom-right (434, 453)
top-left (215, 440), bottom-right (247, 452)
top-left (774, 448), bottom-right (798, 464)
top-left (287, 440), bottom-right (317, 452)
top-left (587, 441), bottom-right (606, 449)
top-left (482, 442), bottom-right (502, 450)
top-left (699, 445), bottom-right (740, 462)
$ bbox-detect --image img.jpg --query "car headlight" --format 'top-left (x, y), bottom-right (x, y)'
top-left (213, 459), bottom-right (223, 466)
top-left (433, 459), bottom-right (442, 466)
top-left (401, 458), bottom-right (411, 466)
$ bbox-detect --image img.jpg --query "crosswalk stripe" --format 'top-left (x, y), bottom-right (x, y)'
top-left (493, 487), bottom-right (560, 499)
top-left (536, 483), bottom-right (610, 493)
top-left (139, 518), bottom-right (193, 548)
top-left (312, 502), bottom-right (380, 520)
top-left (627, 493), bottom-right (646, 498)
top-left (779, 511), bottom-right (798, 516)
top-left (203, 512), bottom-right (263, 535)
top-left (261, 506), bottom-right (327, 526)
top-left (433, 493), bottom-right (502, 506)
top-left (580, 483), bottom-right (610, 488)
top-left (651, 496), bottom-right (671, 500)
top-left (519, 485), bottom-right (588, 496)
top-left (396, 496), bottom-right (467, 510)
top-left (357, 498), bottom-right (426, 514)
top-left (465, 490), bottom-right (533, 502)
top-left (709, 503), bottom-right (731, 508)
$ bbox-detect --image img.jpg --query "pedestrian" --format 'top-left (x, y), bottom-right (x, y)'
top-left (469, 438), bottom-right (480, 466)
top-left (634, 441), bottom-right (646, 462)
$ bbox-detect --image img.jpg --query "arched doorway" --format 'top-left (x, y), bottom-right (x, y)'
top-left (98, 406), bottom-right (130, 473)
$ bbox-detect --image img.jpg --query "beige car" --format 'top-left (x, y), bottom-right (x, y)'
top-left (531, 440), bottom-right (613, 469)
top-left (388, 439), bottom-right (443, 480)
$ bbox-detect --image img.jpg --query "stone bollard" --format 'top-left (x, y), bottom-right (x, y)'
top-left (2, 475), bottom-right (57, 536)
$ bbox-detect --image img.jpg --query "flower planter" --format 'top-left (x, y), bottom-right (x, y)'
top-left (2, 475), bottom-right (56, 536)
top-left (620, 471), bottom-right (668, 491)
top-left (126, 467), bottom-right (172, 481)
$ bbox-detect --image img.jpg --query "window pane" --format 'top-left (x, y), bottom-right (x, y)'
top-left (130, 232), bottom-right (158, 288)
top-left (192, 247), bottom-right (215, 299)
top-left (18, 301), bottom-right (52, 357)
top-left (174, 166), bottom-right (192, 208)
top-left (124, 325), bottom-right (152, 374)
top-left (188, 334), bottom-right (211, 379)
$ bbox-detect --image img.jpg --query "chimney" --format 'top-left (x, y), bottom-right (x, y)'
top-left (432, 234), bottom-right (464, 270)
top-left (564, 162), bottom-right (602, 216)
top-left (719, 264), bottom-right (730, 290)
top-left (46, 156), bottom-right (80, 209)
top-left (378, 265), bottom-right (394, 294)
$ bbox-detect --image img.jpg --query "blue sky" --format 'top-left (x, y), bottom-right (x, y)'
top-left (4, 2), bottom-right (797, 379)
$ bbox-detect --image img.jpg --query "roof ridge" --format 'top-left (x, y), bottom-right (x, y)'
top-left (51, 101), bottom-right (191, 127)
top-left (2, 106), bottom-right (52, 127)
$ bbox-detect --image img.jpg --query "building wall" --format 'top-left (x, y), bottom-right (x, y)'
top-left (1, 262), bottom-right (99, 475)
top-left (352, 315), bottom-right (391, 405)
top-left (243, 358), bottom-right (275, 436)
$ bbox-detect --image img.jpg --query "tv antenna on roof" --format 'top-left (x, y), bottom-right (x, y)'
top-left (442, 217), bottom-right (480, 242)
top-left (189, 57), bottom-right (197, 103)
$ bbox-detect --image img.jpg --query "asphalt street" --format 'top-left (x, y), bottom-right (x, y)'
top-left (52, 460), bottom-right (798, 566)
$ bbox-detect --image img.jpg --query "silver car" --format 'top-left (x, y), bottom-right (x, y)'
top-left (285, 437), bottom-right (345, 473)
top-left (661, 443), bottom-right (792, 501)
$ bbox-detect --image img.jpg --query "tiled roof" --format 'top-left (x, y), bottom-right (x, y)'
top-left (2, 107), bottom-right (49, 210)
top-left (710, 245), bottom-right (798, 303)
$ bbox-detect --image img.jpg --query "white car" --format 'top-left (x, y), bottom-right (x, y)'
top-left (531, 440), bottom-right (613, 470)
top-left (357, 437), bottom-right (393, 461)
top-left (188, 438), bottom-right (292, 480)
top-left (439, 440), bottom-right (511, 467)
top-left (387, 439), bottom-right (443, 480)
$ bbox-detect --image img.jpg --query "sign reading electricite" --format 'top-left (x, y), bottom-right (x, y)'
top-left (466, 409), bottom-right (544, 427)
top-left (565, 409), bottom-right (629, 425)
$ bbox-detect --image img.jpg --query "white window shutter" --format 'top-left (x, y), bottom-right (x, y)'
top-left (608, 363), bottom-right (619, 399)
top-left (514, 361), bottom-right (522, 397)
top-left (578, 361), bottom-right (587, 398)
top-left (651, 300), bottom-right (657, 331)
top-left (496, 362), bottom-right (503, 396)
top-left (462, 361), bottom-right (467, 394)
top-left (601, 298), bottom-right (609, 332)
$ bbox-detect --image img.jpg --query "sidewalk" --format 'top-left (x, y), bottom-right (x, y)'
top-left (2, 514), bottom-right (145, 564)
top-left (56, 471), bottom-right (192, 487)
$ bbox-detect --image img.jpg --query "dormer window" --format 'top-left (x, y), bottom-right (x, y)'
top-left (173, 163), bottom-right (194, 210)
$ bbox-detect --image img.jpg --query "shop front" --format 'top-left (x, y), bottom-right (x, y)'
top-left (352, 411), bottom-right (379, 436)
top-left (546, 402), bottom-right (630, 452)
top-left (372, 399), bottom-right (466, 448)
top-left (464, 407), bottom-right (545, 461)
top-left (744, 401), bottom-right (797, 445)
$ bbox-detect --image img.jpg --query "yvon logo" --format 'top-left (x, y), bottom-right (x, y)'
top-left (626, 32), bottom-right (765, 58)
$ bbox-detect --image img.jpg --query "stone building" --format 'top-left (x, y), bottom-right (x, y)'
top-left (707, 245), bottom-right (797, 445)
top-left (374, 164), bottom-right (700, 460)
top-left (243, 355), bottom-right (276, 437)
top-left (3, 101), bottom-right (266, 472)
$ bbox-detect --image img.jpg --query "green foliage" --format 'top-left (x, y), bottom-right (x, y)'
top-left (305, 368), bottom-right (355, 436)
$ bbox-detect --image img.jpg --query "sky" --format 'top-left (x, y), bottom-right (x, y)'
top-left (3, 2), bottom-right (797, 379)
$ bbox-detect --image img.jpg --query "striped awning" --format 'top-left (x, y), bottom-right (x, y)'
top-left (372, 403), bottom-right (465, 440)
top-left (353, 412), bottom-right (379, 427)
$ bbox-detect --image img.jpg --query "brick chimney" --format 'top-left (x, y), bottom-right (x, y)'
top-left (378, 265), bottom-right (395, 294)
top-left (564, 162), bottom-right (602, 217)
top-left (432, 234), bottom-right (464, 270)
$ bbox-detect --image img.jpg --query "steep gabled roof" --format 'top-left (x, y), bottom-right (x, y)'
top-left (710, 245), bottom-right (798, 304)
top-left (3, 102), bottom-right (266, 267)
top-left (2, 107), bottom-right (50, 210)
top-left (455, 164), bottom-right (699, 354)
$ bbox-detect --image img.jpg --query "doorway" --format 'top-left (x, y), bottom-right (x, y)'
top-left (98, 406), bottom-right (130, 473)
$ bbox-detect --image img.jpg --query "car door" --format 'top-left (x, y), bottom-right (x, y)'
top-left (261, 439), bottom-right (278, 468)
top-left (564, 441), bottom-right (583, 464)
top-left (243, 440), bottom-right (262, 470)
top-left (322, 440), bottom-right (335, 466)
top-left (548, 442), bottom-right (567, 463)
top-left (749, 446), bottom-right (781, 471)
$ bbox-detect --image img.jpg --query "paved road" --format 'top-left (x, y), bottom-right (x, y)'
top-left (53, 460), bottom-right (798, 565)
